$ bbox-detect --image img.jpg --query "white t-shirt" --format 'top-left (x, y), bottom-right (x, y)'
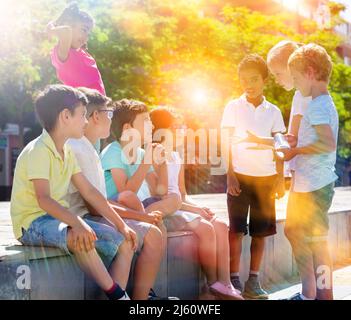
top-left (166, 151), bottom-right (182, 196)
top-left (287, 90), bottom-right (311, 172)
top-left (65, 136), bottom-right (107, 217)
top-left (221, 95), bottom-right (286, 177)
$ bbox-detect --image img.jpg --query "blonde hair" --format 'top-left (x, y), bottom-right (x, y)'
top-left (288, 43), bottom-right (333, 82)
top-left (267, 40), bottom-right (303, 67)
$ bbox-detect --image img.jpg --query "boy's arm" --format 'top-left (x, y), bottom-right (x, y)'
top-left (33, 179), bottom-right (84, 227)
top-left (46, 22), bottom-right (72, 62)
top-left (108, 200), bottom-right (162, 225)
top-left (297, 124), bottom-right (336, 154)
top-left (289, 114), bottom-right (303, 137)
top-left (71, 172), bottom-right (138, 250)
top-left (145, 143), bottom-right (168, 196)
top-left (178, 164), bottom-right (198, 210)
top-left (111, 164), bottom-right (151, 194)
top-left (221, 127), bottom-right (241, 196)
top-left (32, 179), bottom-right (97, 252)
top-left (149, 163), bottom-right (168, 196)
top-left (280, 124), bottom-right (336, 160)
top-left (243, 131), bottom-right (274, 146)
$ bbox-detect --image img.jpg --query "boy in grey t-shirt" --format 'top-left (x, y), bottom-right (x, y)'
top-left (279, 44), bottom-right (339, 300)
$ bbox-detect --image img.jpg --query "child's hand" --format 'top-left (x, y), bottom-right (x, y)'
top-left (285, 134), bottom-right (298, 148)
top-left (278, 148), bottom-right (298, 161)
top-left (71, 217), bottom-right (97, 252)
top-left (242, 130), bottom-right (260, 144)
top-left (145, 211), bottom-right (163, 225)
top-left (227, 173), bottom-right (241, 196)
top-left (120, 225), bottom-right (138, 252)
top-left (198, 207), bottom-right (216, 221)
top-left (152, 143), bottom-right (166, 166)
top-left (46, 22), bottom-right (56, 39)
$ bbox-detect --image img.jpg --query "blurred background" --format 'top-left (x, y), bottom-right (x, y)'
top-left (0, 0), bottom-right (350, 199)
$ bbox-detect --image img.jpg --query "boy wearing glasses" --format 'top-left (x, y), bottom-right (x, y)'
top-left (66, 88), bottom-right (176, 300)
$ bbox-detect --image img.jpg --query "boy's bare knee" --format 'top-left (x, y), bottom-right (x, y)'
top-left (118, 190), bottom-right (137, 203)
top-left (284, 227), bottom-right (302, 244)
top-left (229, 232), bottom-right (244, 241)
top-left (194, 219), bottom-right (215, 239)
top-left (213, 219), bottom-right (229, 234)
top-left (165, 193), bottom-right (182, 211)
top-left (144, 225), bottom-right (163, 248)
top-left (119, 239), bottom-right (134, 257)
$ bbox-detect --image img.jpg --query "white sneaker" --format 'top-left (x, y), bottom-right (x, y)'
top-left (209, 281), bottom-right (244, 300)
top-left (227, 284), bottom-right (242, 296)
top-left (118, 292), bottom-right (131, 300)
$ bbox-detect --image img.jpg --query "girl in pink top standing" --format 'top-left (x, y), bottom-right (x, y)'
top-left (47, 3), bottom-right (106, 95)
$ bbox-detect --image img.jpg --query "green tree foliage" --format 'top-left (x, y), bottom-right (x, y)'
top-left (0, 0), bottom-right (350, 158)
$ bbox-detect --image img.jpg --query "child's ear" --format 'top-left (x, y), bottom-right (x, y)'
top-left (122, 123), bottom-right (131, 131)
top-left (60, 108), bottom-right (71, 124)
top-left (91, 110), bottom-right (99, 123)
top-left (306, 66), bottom-right (315, 80)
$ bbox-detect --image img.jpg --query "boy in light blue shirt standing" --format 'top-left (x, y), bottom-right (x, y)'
top-left (279, 44), bottom-right (339, 300)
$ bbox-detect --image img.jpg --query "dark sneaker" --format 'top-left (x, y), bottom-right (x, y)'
top-left (231, 276), bottom-right (243, 293)
top-left (148, 288), bottom-right (180, 300)
top-left (282, 293), bottom-right (305, 300)
top-left (118, 292), bottom-right (131, 300)
top-left (243, 277), bottom-right (269, 300)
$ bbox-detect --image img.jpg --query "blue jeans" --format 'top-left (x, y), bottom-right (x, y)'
top-left (19, 214), bottom-right (125, 267)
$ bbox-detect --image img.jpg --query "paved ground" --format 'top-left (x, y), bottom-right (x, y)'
top-left (268, 263), bottom-right (351, 300)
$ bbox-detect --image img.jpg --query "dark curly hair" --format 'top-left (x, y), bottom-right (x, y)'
top-left (238, 54), bottom-right (269, 80)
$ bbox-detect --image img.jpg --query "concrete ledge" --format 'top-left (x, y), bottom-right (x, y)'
top-left (1, 189), bottom-right (351, 299)
top-left (0, 231), bottom-right (200, 300)
top-left (242, 210), bottom-right (351, 288)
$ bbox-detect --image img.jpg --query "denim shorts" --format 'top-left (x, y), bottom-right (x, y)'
top-left (19, 214), bottom-right (125, 267)
top-left (84, 214), bottom-right (152, 253)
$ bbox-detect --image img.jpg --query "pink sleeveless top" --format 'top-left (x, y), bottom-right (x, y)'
top-left (51, 45), bottom-right (106, 95)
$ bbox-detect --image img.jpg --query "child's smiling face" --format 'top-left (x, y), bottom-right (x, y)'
top-left (70, 21), bottom-right (92, 49)
top-left (239, 68), bottom-right (266, 100)
top-left (289, 68), bottom-right (312, 97)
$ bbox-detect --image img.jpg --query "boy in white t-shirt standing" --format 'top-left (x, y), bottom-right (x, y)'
top-left (221, 54), bottom-right (286, 299)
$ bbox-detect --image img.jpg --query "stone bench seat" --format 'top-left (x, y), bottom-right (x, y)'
top-left (1, 188), bottom-right (351, 300)
top-left (0, 231), bottom-right (201, 300)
